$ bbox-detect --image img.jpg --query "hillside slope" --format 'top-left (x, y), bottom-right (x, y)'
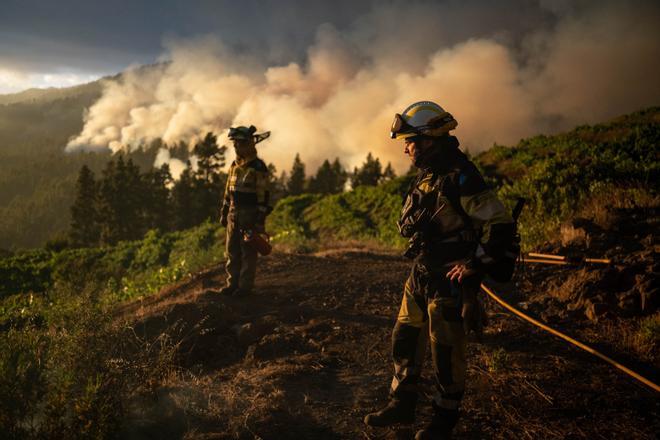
top-left (109, 250), bottom-right (658, 439)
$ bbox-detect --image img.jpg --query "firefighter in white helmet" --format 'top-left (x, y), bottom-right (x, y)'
top-left (218, 125), bottom-right (272, 296)
top-left (364, 101), bottom-right (515, 439)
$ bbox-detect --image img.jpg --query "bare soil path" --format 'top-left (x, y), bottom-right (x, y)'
top-left (119, 251), bottom-right (658, 439)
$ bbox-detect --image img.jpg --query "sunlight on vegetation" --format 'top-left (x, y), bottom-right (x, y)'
top-left (0, 107), bottom-right (658, 436)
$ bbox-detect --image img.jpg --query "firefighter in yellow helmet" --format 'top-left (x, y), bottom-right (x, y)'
top-left (218, 125), bottom-right (272, 296)
top-left (363, 102), bottom-right (515, 439)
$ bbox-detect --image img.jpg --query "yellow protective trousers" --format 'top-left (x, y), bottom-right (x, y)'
top-left (225, 208), bottom-right (259, 290)
top-left (390, 262), bottom-right (480, 413)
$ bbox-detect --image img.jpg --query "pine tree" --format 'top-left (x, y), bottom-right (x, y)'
top-left (171, 162), bottom-right (196, 230)
top-left (97, 158), bottom-right (118, 245)
top-left (143, 163), bottom-right (173, 232)
top-left (122, 157), bottom-right (147, 240)
top-left (97, 155), bottom-right (145, 244)
top-left (267, 163), bottom-right (287, 202)
top-left (278, 170), bottom-right (289, 198)
top-left (287, 153), bottom-right (306, 196)
top-left (191, 132), bottom-right (227, 223)
top-left (193, 132), bottom-right (226, 184)
top-left (382, 162), bottom-right (396, 182)
top-left (351, 152), bottom-right (383, 187)
top-left (331, 158), bottom-right (348, 192)
top-left (308, 158), bottom-right (347, 194)
top-left (308, 160), bottom-right (332, 194)
top-left (69, 165), bottom-right (99, 247)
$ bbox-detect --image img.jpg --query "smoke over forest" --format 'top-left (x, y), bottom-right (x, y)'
top-left (66, 1), bottom-right (660, 174)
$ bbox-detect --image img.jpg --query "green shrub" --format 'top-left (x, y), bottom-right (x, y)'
top-left (638, 314), bottom-right (660, 346)
top-left (0, 289), bottom-right (123, 438)
top-left (0, 250), bottom-right (52, 299)
top-left (130, 229), bottom-right (175, 271)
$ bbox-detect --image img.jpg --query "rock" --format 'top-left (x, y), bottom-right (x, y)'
top-left (243, 332), bottom-right (312, 362)
top-left (641, 287), bottom-right (659, 313)
top-left (567, 300), bottom-right (583, 312)
top-left (585, 301), bottom-right (608, 321)
top-left (617, 290), bottom-right (639, 315)
top-left (232, 316), bottom-right (279, 346)
top-left (560, 223), bottom-right (590, 247)
top-left (596, 267), bottom-right (620, 290)
top-left (233, 322), bottom-right (256, 345)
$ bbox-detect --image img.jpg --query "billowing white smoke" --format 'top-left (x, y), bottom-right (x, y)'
top-left (66, 1), bottom-right (660, 175)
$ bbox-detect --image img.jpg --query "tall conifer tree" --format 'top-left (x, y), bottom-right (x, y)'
top-left (287, 153), bottom-right (306, 196)
top-left (171, 162), bottom-right (193, 230)
top-left (308, 158), bottom-right (347, 194)
top-left (192, 132), bottom-right (227, 223)
top-left (351, 152), bottom-right (383, 187)
top-left (69, 165), bottom-right (99, 247)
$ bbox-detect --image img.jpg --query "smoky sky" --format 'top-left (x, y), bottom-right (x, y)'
top-left (0, 0), bottom-right (376, 74)
top-left (0, 0), bottom-right (574, 75)
top-left (3, 0), bottom-right (659, 175)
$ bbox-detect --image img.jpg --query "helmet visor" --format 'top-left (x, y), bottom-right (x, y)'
top-left (390, 113), bottom-right (419, 139)
top-left (229, 127), bottom-right (250, 140)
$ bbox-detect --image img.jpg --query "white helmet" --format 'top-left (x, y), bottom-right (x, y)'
top-left (390, 101), bottom-right (458, 139)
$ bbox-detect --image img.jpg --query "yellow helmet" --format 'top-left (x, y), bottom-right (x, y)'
top-left (390, 101), bottom-right (458, 139)
top-left (228, 125), bottom-right (271, 144)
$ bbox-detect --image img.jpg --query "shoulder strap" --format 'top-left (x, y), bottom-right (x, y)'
top-left (437, 170), bottom-right (474, 232)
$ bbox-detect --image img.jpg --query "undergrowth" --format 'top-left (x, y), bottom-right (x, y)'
top-left (0, 285), bottom-right (178, 438)
top-left (0, 106), bottom-right (658, 437)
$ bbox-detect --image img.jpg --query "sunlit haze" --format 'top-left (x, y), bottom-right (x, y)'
top-left (0, 69), bottom-right (103, 94)
top-left (2, 0), bottom-right (659, 173)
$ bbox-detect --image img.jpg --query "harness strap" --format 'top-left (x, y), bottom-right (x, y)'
top-left (433, 170), bottom-right (478, 242)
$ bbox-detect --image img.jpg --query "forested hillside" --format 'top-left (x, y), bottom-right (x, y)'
top-left (268, 106), bottom-right (659, 252)
top-left (0, 80), bottom-right (105, 249)
top-left (2, 106), bottom-right (657, 301)
top-left (1, 106), bottom-right (658, 438)
top-left (2, 71), bottom-right (656, 254)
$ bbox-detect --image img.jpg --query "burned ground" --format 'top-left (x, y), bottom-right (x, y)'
top-left (116, 246), bottom-right (658, 439)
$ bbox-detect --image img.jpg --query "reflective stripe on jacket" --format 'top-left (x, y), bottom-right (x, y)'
top-left (222, 158), bottom-right (272, 214)
top-left (403, 157), bottom-right (513, 265)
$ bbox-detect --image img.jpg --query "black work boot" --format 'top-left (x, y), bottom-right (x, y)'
top-left (415, 408), bottom-right (459, 440)
top-left (363, 398), bottom-right (416, 427)
top-left (218, 285), bottom-right (238, 295)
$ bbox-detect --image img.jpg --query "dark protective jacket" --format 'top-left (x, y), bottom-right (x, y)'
top-left (399, 142), bottom-right (514, 271)
top-left (221, 155), bottom-right (272, 228)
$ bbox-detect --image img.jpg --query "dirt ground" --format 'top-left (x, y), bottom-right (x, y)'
top-left (117, 248), bottom-right (658, 440)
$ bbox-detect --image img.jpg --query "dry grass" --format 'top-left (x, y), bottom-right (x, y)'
top-left (579, 185), bottom-right (659, 230)
top-left (586, 313), bottom-right (660, 364)
top-left (560, 223), bottom-right (590, 247)
top-left (130, 355), bottom-right (327, 439)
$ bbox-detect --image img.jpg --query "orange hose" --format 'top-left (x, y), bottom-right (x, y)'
top-left (480, 282), bottom-right (660, 393)
top-left (528, 252), bottom-right (565, 260)
top-left (584, 258), bottom-right (612, 264)
top-left (519, 258), bottom-right (571, 265)
top-left (526, 253), bottom-right (612, 265)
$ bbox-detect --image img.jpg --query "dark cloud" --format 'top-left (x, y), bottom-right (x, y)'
top-left (61, 0), bottom-right (659, 176)
top-left (0, 0), bottom-right (375, 75)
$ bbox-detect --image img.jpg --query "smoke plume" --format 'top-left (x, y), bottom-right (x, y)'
top-left (66, 1), bottom-right (660, 174)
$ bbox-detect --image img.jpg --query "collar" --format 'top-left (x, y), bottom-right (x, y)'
top-left (416, 136), bottom-right (462, 174)
top-left (236, 150), bottom-right (257, 166)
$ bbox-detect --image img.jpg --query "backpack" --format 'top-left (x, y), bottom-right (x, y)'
top-left (485, 198), bottom-right (525, 282)
top-left (439, 172), bottom-right (525, 282)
